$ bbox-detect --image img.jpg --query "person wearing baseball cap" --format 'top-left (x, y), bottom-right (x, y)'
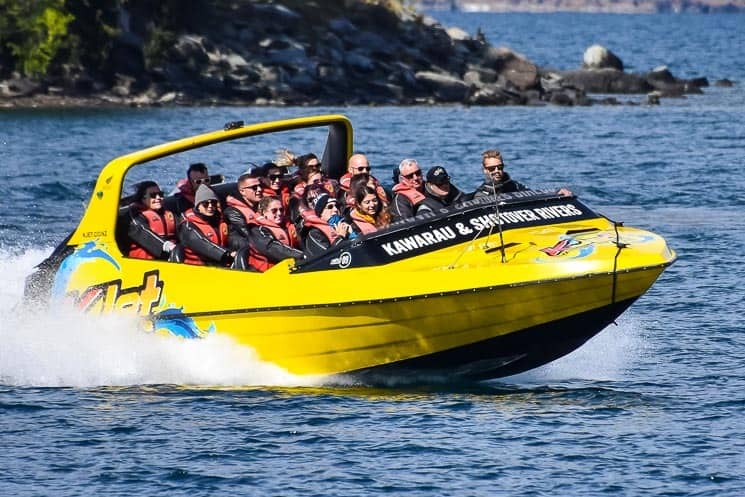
top-left (415, 165), bottom-right (465, 216)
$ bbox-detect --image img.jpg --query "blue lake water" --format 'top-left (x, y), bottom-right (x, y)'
top-left (1, 12), bottom-right (744, 497)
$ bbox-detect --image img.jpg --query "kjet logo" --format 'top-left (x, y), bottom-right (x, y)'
top-left (331, 252), bottom-right (352, 268)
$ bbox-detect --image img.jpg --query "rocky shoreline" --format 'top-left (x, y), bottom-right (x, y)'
top-left (0, 2), bottom-right (734, 109)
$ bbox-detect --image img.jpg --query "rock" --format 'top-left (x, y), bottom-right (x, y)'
top-left (645, 66), bottom-right (685, 95)
top-left (647, 91), bottom-right (661, 105)
top-left (223, 54), bottom-right (250, 73)
top-left (158, 92), bottom-right (177, 103)
top-left (549, 91), bottom-right (574, 106)
top-left (0, 77), bottom-right (41, 98)
top-left (688, 77), bottom-right (709, 88)
top-left (111, 74), bottom-right (137, 97)
top-left (446, 27), bottom-right (470, 42)
top-left (415, 71), bottom-right (469, 102)
top-left (540, 72), bottom-right (565, 92)
top-left (288, 71), bottom-right (320, 96)
top-left (328, 17), bottom-right (356, 37)
top-left (583, 45), bottom-right (624, 71)
top-left (252, 4), bottom-right (301, 25)
top-left (317, 64), bottom-right (346, 86)
top-left (558, 69), bottom-right (652, 93)
top-left (715, 79), bottom-right (734, 87)
top-left (170, 35), bottom-right (209, 72)
top-left (266, 46), bottom-right (308, 68)
top-left (344, 51), bottom-right (376, 73)
top-left (482, 47), bottom-right (539, 91)
top-left (468, 86), bottom-right (510, 105)
top-left (346, 30), bottom-right (396, 56)
top-left (463, 70), bottom-right (483, 87)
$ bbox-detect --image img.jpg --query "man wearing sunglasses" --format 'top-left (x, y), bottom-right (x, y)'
top-left (179, 184), bottom-right (235, 267)
top-left (471, 149), bottom-right (529, 200)
top-left (472, 149), bottom-right (572, 199)
top-left (390, 158), bottom-right (426, 222)
top-left (224, 168), bottom-right (265, 252)
top-left (172, 162), bottom-right (212, 217)
top-left (338, 153), bottom-right (389, 206)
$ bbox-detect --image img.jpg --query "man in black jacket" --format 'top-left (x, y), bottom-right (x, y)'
top-left (471, 149), bottom-right (529, 199)
top-left (472, 149), bottom-right (572, 199)
top-left (224, 167), bottom-right (265, 251)
top-left (415, 166), bottom-right (465, 216)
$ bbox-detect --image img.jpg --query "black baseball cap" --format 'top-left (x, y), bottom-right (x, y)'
top-left (426, 166), bottom-right (450, 186)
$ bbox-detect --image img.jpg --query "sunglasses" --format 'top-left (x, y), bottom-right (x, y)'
top-left (402, 169), bottom-right (422, 180)
top-left (194, 177), bottom-right (211, 185)
top-left (354, 166), bottom-right (371, 173)
top-left (201, 199), bottom-right (219, 208)
top-left (267, 207), bottom-right (284, 214)
top-left (269, 174), bottom-right (283, 181)
top-left (325, 203), bottom-right (339, 210)
top-left (240, 184), bottom-right (262, 191)
top-left (485, 164), bottom-right (505, 172)
top-left (147, 191), bottom-right (164, 199)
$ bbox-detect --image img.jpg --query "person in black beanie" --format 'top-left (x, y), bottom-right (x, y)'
top-left (301, 193), bottom-right (352, 257)
top-left (178, 184), bottom-right (235, 266)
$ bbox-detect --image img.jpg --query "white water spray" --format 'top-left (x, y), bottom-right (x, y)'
top-left (0, 248), bottom-right (320, 388)
top-left (504, 316), bottom-right (650, 385)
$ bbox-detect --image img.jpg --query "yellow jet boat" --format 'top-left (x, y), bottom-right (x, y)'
top-left (25, 114), bottom-right (676, 381)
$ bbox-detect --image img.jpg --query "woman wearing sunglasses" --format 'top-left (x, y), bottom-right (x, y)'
top-left (125, 180), bottom-right (179, 261)
top-left (179, 184), bottom-right (235, 267)
top-left (246, 196), bottom-right (306, 272)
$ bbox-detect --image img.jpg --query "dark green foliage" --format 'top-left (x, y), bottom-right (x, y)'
top-left (0, 0), bottom-right (73, 77)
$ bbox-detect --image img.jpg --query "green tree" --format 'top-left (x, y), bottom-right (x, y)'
top-left (0, 0), bottom-right (74, 78)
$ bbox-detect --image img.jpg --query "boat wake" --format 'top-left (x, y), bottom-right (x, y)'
top-left (0, 248), bottom-right (319, 388)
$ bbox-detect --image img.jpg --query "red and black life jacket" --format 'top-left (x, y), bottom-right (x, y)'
top-left (303, 213), bottom-right (339, 244)
top-left (128, 206), bottom-right (177, 260)
top-left (225, 194), bottom-right (258, 224)
top-left (182, 209), bottom-right (229, 266)
top-left (340, 173), bottom-right (389, 206)
top-left (248, 216), bottom-right (293, 272)
top-left (392, 183), bottom-right (426, 207)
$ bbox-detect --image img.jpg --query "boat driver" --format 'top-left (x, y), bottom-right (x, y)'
top-left (472, 149), bottom-right (572, 199)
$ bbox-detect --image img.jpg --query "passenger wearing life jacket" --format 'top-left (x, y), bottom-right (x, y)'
top-left (179, 184), bottom-right (235, 267)
top-left (247, 196), bottom-right (306, 272)
top-left (390, 158), bottom-right (426, 222)
top-left (348, 185), bottom-right (391, 236)
top-left (171, 162), bottom-right (211, 218)
top-left (126, 181), bottom-right (179, 261)
top-left (415, 166), bottom-right (465, 217)
top-left (224, 167), bottom-right (264, 252)
top-left (338, 153), bottom-right (389, 208)
top-left (302, 193), bottom-right (353, 257)
top-left (263, 162), bottom-right (292, 212)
